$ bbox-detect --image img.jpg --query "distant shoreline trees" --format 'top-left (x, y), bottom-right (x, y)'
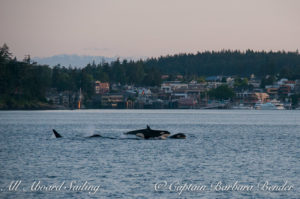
top-left (1, 43), bottom-right (300, 109)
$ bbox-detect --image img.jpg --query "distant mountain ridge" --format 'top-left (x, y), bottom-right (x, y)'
top-left (33, 54), bottom-right (134, 67)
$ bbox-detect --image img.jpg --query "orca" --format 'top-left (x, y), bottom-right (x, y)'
top-left (88, 134), bottom-right (102, 138)
top-left (169, 133), bottom-right (186, 139)
top-left (52, 127), bottom-right (186, 140)
top-left (124, 125), bottom-right (171, 139)
top-left (52, 129), bottom-right (103, 139)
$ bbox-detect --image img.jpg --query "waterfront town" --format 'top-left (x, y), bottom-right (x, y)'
top-left (45, 74), bottom-right (300, 110)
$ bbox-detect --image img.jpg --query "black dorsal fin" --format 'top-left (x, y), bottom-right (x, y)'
top-left (52, 129), bottom-right (62, 138)
top-left (147, 125), bottom-right (151, 130)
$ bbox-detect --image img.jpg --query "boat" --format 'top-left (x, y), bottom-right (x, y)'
top-left (254, 100), bottom-right (285, 110)
top-left (232, 104), bottom-right (253, 110)
top-left (270, 99), bottom-right (285, 110)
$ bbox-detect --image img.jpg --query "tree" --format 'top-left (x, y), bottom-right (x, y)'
top-left (234, 77), bottom-right (249, 91)
top-left (126, 61), bottom-right (144, 85)
top-left (208, 85), bottom-right (235, 100)
top-left (260, 75), bottom-right (275, 88)
top-left (81, 71), bottom-right (94, 98)
top-left (290, 94), bottom-right (300, 107)
top-left (0, 43), bottom-right (12, 62)
top-left (279, 66), bottom-right (293, 79)
top-left (23, 54), bottom-right (31, 64)
top-left (197, 76), bottom-right (206, 83)
top-left (143, 67), bottom-right (161, 86)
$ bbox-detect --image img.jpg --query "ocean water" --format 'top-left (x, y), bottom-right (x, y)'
top-left (0, 110), bottom-right (299, 198)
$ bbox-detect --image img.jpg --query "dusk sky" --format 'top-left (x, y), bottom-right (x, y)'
top-left (0, 0), bottom-right (299, 59)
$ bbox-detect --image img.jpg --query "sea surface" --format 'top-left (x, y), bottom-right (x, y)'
top-left (0, 110), bottom-right (299, 199)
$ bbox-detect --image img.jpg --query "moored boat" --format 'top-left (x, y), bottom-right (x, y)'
top-left (254, 100), bottom-right (285, 110)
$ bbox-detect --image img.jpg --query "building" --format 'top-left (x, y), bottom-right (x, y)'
top-left (205, 76), bottom-right (222, 82)
top-left (176, 75), bottom-right (183, 80)
top-left (278, 85), bottom-right (291, 97)
top-left (138, 88), bottom-right (152, 97)
top-left (277, 78), bottom-right (288, 86)
top-left (161, 81), bottom-right (188, 93)
top-left (178, 97), bottom-right (197, 108)
top-left (255, 92), bottom-right (269, 102)
top-left (248, 79), bottom-right (261, 88)
top-left (235, 92), bottom-right (269, 105)
top-left (95, 81), bottom-right (109, 94)
top-left (266, 87), bottom-right (279, 98)
top-left (161, 75), bottom-right (169, 80)
top-left (101, 94), bottom-right (124, 108)
top-left (284, 81), bottom-right (296, 93)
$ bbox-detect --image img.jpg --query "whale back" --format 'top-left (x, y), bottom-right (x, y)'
top-left (169, 133), bottom-right (186, 139)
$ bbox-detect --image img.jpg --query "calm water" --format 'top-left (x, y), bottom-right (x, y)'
top-left (0, 110), bottom-right (299, 198)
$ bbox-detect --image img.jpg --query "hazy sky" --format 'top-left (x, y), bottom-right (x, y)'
top-left (0, 0), bottom-right (299, 59)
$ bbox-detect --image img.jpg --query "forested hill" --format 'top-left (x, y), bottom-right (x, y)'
top-left (1, 42), bottom-right (300, 109)
top-left (143, 50), bottom-right (300, 78)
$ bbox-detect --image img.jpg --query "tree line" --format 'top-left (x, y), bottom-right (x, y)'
top-left (145, 49), bottom-right (300, 79)
top-left (1, 43), bottom-right (300, 108)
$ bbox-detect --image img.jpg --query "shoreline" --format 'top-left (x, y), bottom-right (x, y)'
top-left (0, 108), bottom-right (298, 111)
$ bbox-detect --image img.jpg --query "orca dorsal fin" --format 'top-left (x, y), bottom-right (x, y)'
top-left (52, 129), bottom-right (62, 138)
top-left (147, 125), bottom-right (151, 130)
